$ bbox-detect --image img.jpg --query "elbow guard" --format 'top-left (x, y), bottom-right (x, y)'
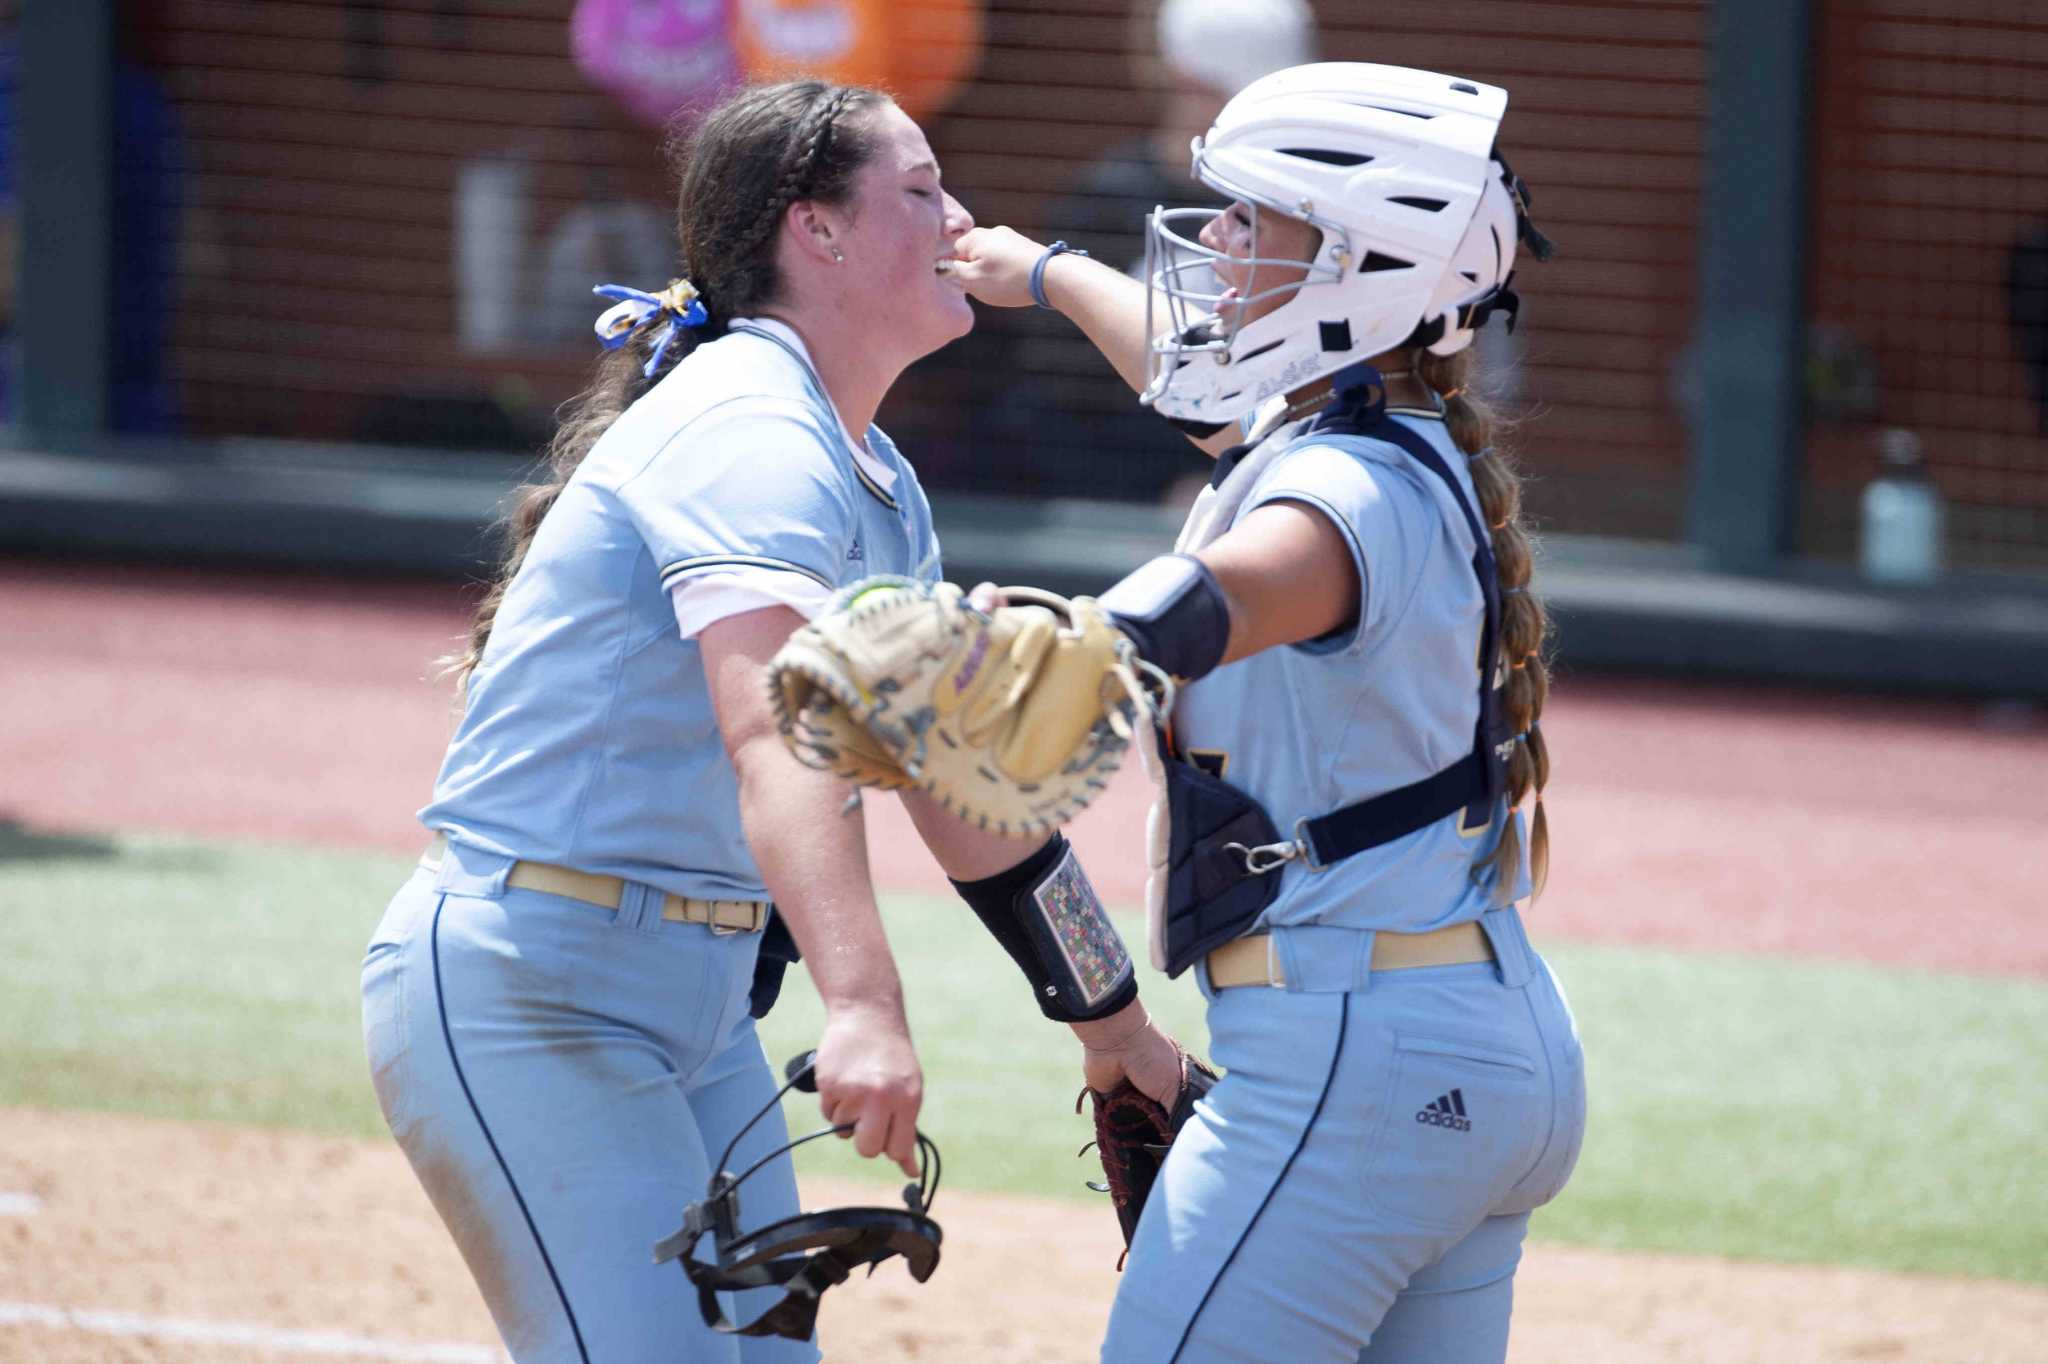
top-left (950, 833), bottom-right (1137, 1023)
top-left (1098, 552), bottom-right (1232, 682)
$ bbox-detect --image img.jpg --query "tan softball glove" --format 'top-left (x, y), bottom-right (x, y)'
top-left (767, 577), bottom-right (1169, 837)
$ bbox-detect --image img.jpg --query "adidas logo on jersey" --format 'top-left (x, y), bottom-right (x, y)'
top-left (1415, 1089), bottom-right (1471, 1132)
top-left (847, 537), bottom-right (865, 562)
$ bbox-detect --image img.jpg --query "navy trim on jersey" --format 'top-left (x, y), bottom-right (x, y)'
top-left (729, 323), bottom-right (900, 511)
top-left (1170, 994), bottom-right (1349, 1363)
top-left (431, 897), bottom-right (591, 1363)
top-left (846, 451), bottom-right (899, 511)
top-left (658, 553), bottom-right (835, 592)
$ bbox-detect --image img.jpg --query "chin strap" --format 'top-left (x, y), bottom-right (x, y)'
top-left (1162, 414), bottom-right (1232, 440)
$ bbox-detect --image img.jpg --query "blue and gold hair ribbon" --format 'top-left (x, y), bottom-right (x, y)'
top-left (592, 279), bottom-right (710, 377)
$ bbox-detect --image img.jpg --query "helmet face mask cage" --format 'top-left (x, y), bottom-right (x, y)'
top-left (1141, 190), bottom-right (1351, 410)
top-left (1137, 62), bottom-right (1546, 425)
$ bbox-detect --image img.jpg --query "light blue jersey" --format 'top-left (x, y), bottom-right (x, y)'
top-left (420, 322), bottom-right (940, 900)
top-left (372, 319), bottom-right (930, 1363)
top-left (1171, 409), bottom-right (1531, 935)
top-left (1107, 400), bottom-right (1582, 1364)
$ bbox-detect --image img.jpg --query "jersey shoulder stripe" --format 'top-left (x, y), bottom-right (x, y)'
top-left (659, 554), bottom-right (835, 591)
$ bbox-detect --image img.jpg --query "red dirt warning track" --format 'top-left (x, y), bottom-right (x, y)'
top-left (3, 559), bottom-right (2043, 976)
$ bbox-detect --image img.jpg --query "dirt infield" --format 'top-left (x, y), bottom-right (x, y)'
top-left (5, 558), bottom-right (2048, 1363)
top-left (2, 1108), bottom-right (2043, 1364)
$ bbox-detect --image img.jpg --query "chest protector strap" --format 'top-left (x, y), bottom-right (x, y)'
top-left (1154, 366), bottom-right (1519, 978)
top-left (1289, 368), bottom-right (1519, 864)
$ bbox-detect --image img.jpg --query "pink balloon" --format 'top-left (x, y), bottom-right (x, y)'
top-left (571, 0), bottom-right (742, 126)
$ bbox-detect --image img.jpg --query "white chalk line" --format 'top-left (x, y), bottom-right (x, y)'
top-left (0, 1300), bottom-right (506, 1361)
top-left (0, 1192), bottom-right (42, 1216)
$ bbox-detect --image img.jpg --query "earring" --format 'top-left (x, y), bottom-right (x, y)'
top-left (831, 248), bottom-right (844, 263)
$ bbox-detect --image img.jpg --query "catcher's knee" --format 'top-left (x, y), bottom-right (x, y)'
top-left (949, 833), bottom-right (1137, 1022)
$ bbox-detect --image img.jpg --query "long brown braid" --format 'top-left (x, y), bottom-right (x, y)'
top-left (444, 81), bottom-right (887, 690)
top-left (1416, 347), bottom-right (1552, 900)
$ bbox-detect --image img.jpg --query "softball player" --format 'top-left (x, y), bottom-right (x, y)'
top-left (951, 63), bottom-right (1588, 1362)
top-left (360, 81), bottom-right (1176, 1363)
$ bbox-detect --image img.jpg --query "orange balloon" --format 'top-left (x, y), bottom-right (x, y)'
top-left (732, 0), bottom-right (985, 119)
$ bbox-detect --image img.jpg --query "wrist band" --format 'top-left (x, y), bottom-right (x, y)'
top-left (950, 833), bottom-right (1136, 1023)
top-left (1030, 240), bottom-right (1088, 310)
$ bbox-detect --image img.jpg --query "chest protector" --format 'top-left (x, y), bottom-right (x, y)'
top-left (1156, 365), bottom-right (1521, 978)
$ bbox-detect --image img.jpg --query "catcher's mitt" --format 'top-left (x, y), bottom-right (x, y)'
top-left (768, 577), bottom-right (1171, 837)
top-left (1079, 1049), bottom-right (1218, 1257)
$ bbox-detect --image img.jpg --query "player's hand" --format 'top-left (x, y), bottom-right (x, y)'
top-left (949, 226), bottom-right (1051, 309)
top-left (1077, 1007), bottom-right (1185, 1110)
top-left (815, 1002), bottom-right (924, 1177)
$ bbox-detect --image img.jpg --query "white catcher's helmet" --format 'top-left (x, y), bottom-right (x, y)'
top-left (1142, 62), bottom-right (1554, 424)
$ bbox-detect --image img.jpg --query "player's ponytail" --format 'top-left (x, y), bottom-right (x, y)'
top-left (446, 80), bottom-right (887, 691)
top-left (1417, 347), bottom-right (1552, 901)
top-left (443, 335), bottom-right (651, 689)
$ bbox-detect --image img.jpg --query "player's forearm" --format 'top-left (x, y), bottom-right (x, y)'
top-left (904, 793), bottom-right (1156, 1044)
top-left (1035, 252), bottom-right (1159, 397)
top-left (733, 741), bottom-right (904, 1016)
top-left (900, 786), bottom-right (1138, 1023)
top-left (899, 786), bottom-right (1055, 881)
top-left (1036, 253), bottom-right (1240, 459)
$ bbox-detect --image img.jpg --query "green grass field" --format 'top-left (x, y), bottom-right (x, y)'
top-left (3, 830), bottom-right (2043, 1283)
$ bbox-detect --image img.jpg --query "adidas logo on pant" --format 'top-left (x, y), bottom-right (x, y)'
top-left (1415, 1089), bottom-right (1471, 1132)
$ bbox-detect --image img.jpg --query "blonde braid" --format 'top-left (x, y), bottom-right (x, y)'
top-left (1418, 347), bottom-right (1552, 901)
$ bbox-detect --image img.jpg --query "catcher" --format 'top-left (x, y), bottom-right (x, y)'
top-left (776, 63), bottom-right (1588, 1364)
